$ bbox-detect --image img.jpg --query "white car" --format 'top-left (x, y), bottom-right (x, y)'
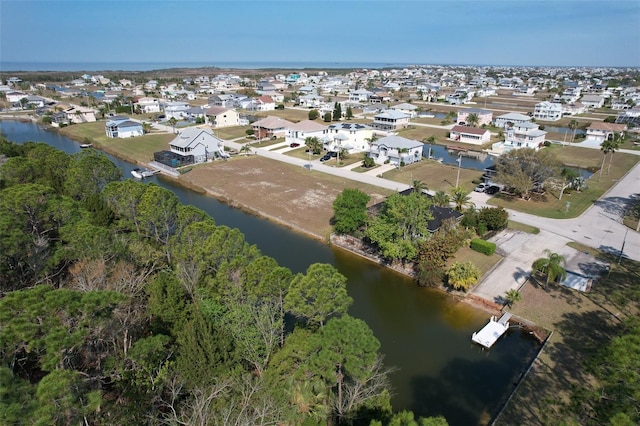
top-left (474, 183), bottom-right (488, 192)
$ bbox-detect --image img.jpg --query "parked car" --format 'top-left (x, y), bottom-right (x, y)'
top-left (320, 154), bottom-right (332, 162)
top-left (486, 185), bottom-right (501, 195)
top-left (474, 183), bottom-right (488, 192)
top-left (290, 142), bottom-right (300, 148)
top-left (329, 151), bottom-right (338, 157)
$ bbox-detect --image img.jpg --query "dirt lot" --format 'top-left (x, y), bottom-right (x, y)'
top-left (180, 155), bottom-right (393, 240)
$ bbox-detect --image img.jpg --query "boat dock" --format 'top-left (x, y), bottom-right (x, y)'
top-left (472, 312), bottom-right (511, 349)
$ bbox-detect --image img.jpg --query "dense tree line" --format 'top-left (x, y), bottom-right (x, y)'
top-left (0, 138), bottom-right (446, 425)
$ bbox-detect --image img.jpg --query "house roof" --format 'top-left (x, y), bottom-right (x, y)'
top-left (587, 122), bottom-right (627, 132)
top-left (375, 110), bottom-right (410, 120)
top-left (252, 116), bottom-right (294, 129)
top-left (169, 128), bottom-right (222, 148)
top-left (327, 122), bottom-right (372, 131)
top-left (256, 95), bottom-right (275, 104)
top-left (392, 102), bottom-right (418, 110)
top-left (496, 112), bottom-right (531, 121)
top-left (459, 107), bottom-right (492, 115)
top-left (372, 135), bottom-right (422, 149)
top-left (205, 106), bottom-right (232, 116)
top-left (287, 120), bottom-right (327, 132)
top-left (450, 125), bottom-right (489, 135)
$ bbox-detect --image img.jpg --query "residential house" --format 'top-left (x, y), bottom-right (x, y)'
top-left (322, 122), bottom-right (374, 153)
top-left (25, 95), bottom-right (46, 108)
top-left (249, 96), bottom-right (276, 111)
top-left (298, 93), bottom-right (324, 108)
top-left (372, 110), bottom-right (411, 131)
top-left (476, 87), bottom-right (497, 97)
top-left (369, 91), bottom-right (392, 104)
top-left (490, 122), bottom-right (546, 155)
top-left (448, 125), bottom-right (491, 145)
top-left (136, 97), bottom-right (161, 114)
top-left (205, 106), bottom-right (240, 128)
top-left (615, 108), bottom-right (640, 127)
top-left (513, 86), bottom-right (537, 96)
top-left (166, 127), bottom-right (226, 164)
top-left (105, 116), bottom-right (144, 138)
top-left (252, 116), bottom-right (294, 139)
top-left (494, 112), bottom-right (532, 128)
top-left (368, 135), bottom-right (423, 166)
top-left (349, 89), bottom-right (372, 103)
top-left (285, 120), bottom-right (328, 146)
top-left (185, 106), bottom-right (206, 121)
top-left (585, 122), bottom-right (627, 143)
top-left (562, 102), bottom-right (587, 116)
top-left (5, 91), bottom-right (27, 103)
top-left (534, 101), bottom-right (563, 121)
top-left (457, 108), bottom-right (493, 126)
top-left (64, 106), bottom-right (97, 123)
top-left (580, 94), bottom-right (605, 109)
top-left (164, 101), bottom-right (190, 120)
top-left (391, 103), bottom-right (419, 118)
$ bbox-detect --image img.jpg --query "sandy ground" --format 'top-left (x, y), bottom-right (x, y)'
top-left (180, 155), bottom-right (391, 240)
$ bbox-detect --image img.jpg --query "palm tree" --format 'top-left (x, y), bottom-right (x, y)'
top-left (168, 117), bottom-right (178, 134)
top-left (141, 122), bottom-right (152, 134)
top-left (504, 289), bottom-right (522, 308)
top-left (467, 113), bottom-right (479, 127)
top-left (606, 132), bottom-right (624, 175)
top-left (599, 137), bottom-right (618, 181)
top-left (450, 187), bottom-right (473, 211)
top-left (240, 144), bottom-right (252, 156)
top-left (432, 190), bottom-right (450, 207)
top-left (411, 179), bottom-right (428, 194)
top-left (568, 119), bottom-right (579, 144)
top-left (532, 249), bottom-right (567, 290)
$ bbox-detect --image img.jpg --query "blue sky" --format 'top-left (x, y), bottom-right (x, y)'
top-left (1, 0), bottom-right (638, 68)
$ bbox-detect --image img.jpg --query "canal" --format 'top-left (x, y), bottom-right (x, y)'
top-left (0, 120), bottom-right (540, 425)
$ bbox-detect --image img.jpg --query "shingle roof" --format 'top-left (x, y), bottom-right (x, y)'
top-left (372, 135), bottom-right (422, 149)
top-left (252, 116), bottom-right (294, 129)
top-left (287, 120), bottom-right (327, 132)
top-left (450, 125), bottom-right (489, 135)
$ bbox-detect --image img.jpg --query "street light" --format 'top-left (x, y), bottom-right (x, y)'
top-left (455, 153), bottom-right (462, 187)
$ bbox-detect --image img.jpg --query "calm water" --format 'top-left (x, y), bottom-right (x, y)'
top-left (0, 120), bottom-right (539, 425)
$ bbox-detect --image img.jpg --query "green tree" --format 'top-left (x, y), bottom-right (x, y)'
top-left (168, 116), bottom-right (177, 133)
top-left (607, 133), bottom-right (623, 176)
top-left (568, 119), bottom-right (579, 144)
top-left (478, 207), bottom-right (509, 231)
top-left (324, 111), bottom-right (332, 122)
top-left (308, 109), bottom-right (319, 120)
top-left (240, 144), bottom-right (252, 156)
top-left (446, 261), bottom-right (481, 291)
top-left (346, 106), bottom-right (353, 119)
top-left (362, 154), bottom-right (376, 168)
top-left (411, 179), bottom-right (428, 194)
top-left (504, 289), bottom-right (522, 308)
top-left (450, 187), bottom-right (473, 211)
top-left (532, 249), bottom-right (567, 290)
top-left (333, 102), bottom-right (342, 121)
top-left (65, 149), bottom-right (122, 202)
top-left (466, 113), bottom-right (479, 127)
top-left (494, 148), bottom-right (562, 198)
top-left (284, 263), bottom-right (353, 327)
top-left (305, 136), bottom-right (323, 155)
top-left (332, 188), bottom-right (370, 235)
top-left (432, 190), bottom-right (450, 207)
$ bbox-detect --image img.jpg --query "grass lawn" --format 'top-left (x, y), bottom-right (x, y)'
top-left (253, 108), bottom-right (311, 123)
top-left (58, 121), bottom-right (175, 164)
top-left (396, 126), bottom-right (450, 141)
top-left (487, 147), bottom-right (639, 218)
top-left (383, 160), bottom-right (483, 193)
top-left (496, 251), bottom-right (639, 425)
top-left (449, 246), bottom-right (502, 278)
top-left (213, 125), bottom-right (252, 140)
top-left (507, 220), bottom-right (540, 234)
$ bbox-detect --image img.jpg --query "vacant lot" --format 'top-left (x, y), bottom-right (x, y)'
top-left (180, 155), bottom-right (394, 239)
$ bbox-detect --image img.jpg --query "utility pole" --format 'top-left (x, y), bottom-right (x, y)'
top-left (455, 153), bottom-right (462, 187)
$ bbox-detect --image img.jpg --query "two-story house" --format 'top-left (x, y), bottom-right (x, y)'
top-left (448, 125), bottom-right (491, 145)
top-left (490, 122), bottom-right (546, 155)
top-left (457, 108), bottom-right (493, 126)
top-left (390, 102), bottom-right (419, 118)
top-left (368, 135), bottom-right (423, 166)
top-left (205, 107), bottom-right (240, 128)
top-left (534, 101), bottom-right (563, 121)
top-left (285, 120), bottom-right (328, 146)
top-left (348, 89), bottom-right (372, 103)
top-left (136, 97), bottom-right (161, 114)
top-left (585, 122), bottom-right (627, 143)
top-left (105, 116), bottom-right (144, 138)
top-left (371, 110), bottom-right (411, 131)
top-left (252, 116), bottom-right (294, 139)
top-left (322, 122), bottom-right (374, 153)
top-left (494, 112), bottom-right (532, 128)
top-left (166, 127), bottom-right (226, 164)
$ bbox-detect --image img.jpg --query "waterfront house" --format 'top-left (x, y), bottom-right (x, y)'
top-left (205, 106), bottom-right (240, 128)
top-left (585, 122), bottom-right (627, 143)
top-left (457, 108), bottom-right (493, 126)
top-left (323, 122), bottom-right (374, 153)
top-left (252, 116), bottom-right (294, 139)
top-left (371, 110), bottom-right (411, 131)
top-left (136, 97), bottom-right (161, 114)
top-left (164, 101), bottom-right (190, 120)
top-left (64, 106), bottom-right (97, 124)
top-left (580, 94), bottom-right (605, 109)
top-left (534, 101), bottom-right (563, 122)
top-left (166, 127), bottom-right (226, 164)
top-left (105, 116), bottom-right (144, 138)
top-left (615, 108), bottom-right (640, 127)
top-left (494, 112), bottom-right (532, 128)
top-left (449, 125), bottom-right (491, 145)
top-left (298, 93), bottom-right (324, 108)
top-left (391, 102), bottom-right (419, 118)
top-left (368, 135), bottom-right (423, 166)
top-left (489, 121), bottom-right (546, 155)
top-left (285, 120), bottom-right (328, 146)
top-left (349, 89), bottom-right (373, 103)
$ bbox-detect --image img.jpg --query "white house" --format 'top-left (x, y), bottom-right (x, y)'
top-left (449, 125), bottom-right (491, 145)
top-left (368, 135), bottom-right (423, 166)
top-left (285, 120), bottom-right (328, 146)
top-left (5, 91), bottom-right (27, 103)
top-left (585, 122), bottom-right (627, 143)
top-left (372, 110), bottom-right (411, 131)
top-left (534, 101), bottom-right (563, 122)
top-left (390, 102), bottom-right (419, 118)
top-left (457, 108), bottom-right (493, 126)
top-left (105, 116), bottom-right (144, 138)
top-left (168, 127), bottom-right (226, 164)
top-left (490, 122), bottom-right (546, 155)
top-left (580, 94), bottom-right (605, 109)
top-left (322, 122), bottom-right (374, 153)
top-left (298, 93), bottom-right (324, 108)
top-left (205, 107), bottom-right (240, 128)
top-left (136, 97), bottom-right (161, 114)
top-left (250, 96), bottom-right (276, 111)
top-left (64, 106), bottom-right (97, 123)
top-left (164, 101), bottom-right (190, 120)
top-left (494, 112), bottom-right (532, 128)
top-left (349, 89), bottom-right (372, 103)
top-left (252, 116), bottom-right (294, 139)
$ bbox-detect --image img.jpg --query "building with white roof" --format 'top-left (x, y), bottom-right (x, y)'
top-left (368, 135), bottom-right (424, 165)
top-left (534, 101), bottom-right (563, 122)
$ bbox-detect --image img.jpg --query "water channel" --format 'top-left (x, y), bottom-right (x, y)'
top-left (0, 120), bottom-right (540, 425)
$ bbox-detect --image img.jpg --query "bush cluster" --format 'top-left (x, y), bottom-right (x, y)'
top-left (470, 238), bottom-right (496, 255)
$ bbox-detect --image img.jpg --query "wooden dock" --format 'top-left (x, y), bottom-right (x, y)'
top-left (472, 312), bottom-right (511, 349)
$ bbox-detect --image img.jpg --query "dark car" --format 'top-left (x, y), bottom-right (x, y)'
top-left (290, 142), bottom-right (300, 148)
top-left (329, 151), bottom-right (338, 157)
top-left (486, 185), bottom-right (501, 195)
top-left (320, 154), bottom-right (332, 162)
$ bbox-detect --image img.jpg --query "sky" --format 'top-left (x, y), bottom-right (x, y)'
top-left (1, 0), bottom-right (639, 69)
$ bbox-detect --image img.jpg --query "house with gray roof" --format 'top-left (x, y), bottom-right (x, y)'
top-left (368, 135), bottom-right (423, 166)
top-left (372, 110), bottom-right (411, 130)
top-left (167, 127), bottom-right (226, 164)
top-left (323, 122), bottom-right (374, 153)
top-left (105, 116), bottom-right (144, 138)
top-left (494, 112), bottom-right (532, 128)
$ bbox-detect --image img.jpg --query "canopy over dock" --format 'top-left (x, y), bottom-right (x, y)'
top-left (472, 312), bottom-right (511, 349)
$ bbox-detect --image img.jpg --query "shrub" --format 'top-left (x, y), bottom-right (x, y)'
top-left (446, 261), bottom-right (481, 291)
top-left (478, 207), bottom-right (509, 231)
top-left (470, 238), bottom-right (496, 255)
top-left (245, 129), bottom-right (254, 136)
top-left (477, 222), bottom-right (487, 236)
top-left (323, 112), bottom-right (332, 122)
top-left (308, 109), bottom-right (319, 120)
top-left (543, 141), bottom-right (551, 147)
